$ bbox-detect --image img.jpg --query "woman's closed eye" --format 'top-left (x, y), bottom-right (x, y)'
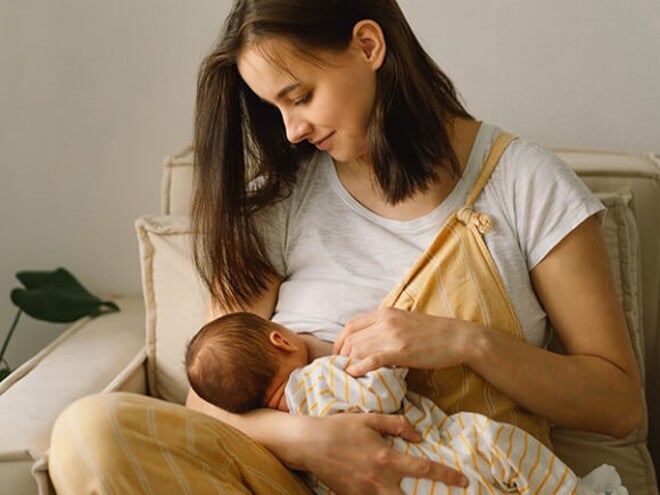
top-left (294, 91), bottom-right (313, 106)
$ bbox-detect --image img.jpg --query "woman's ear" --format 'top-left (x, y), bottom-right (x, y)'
top-left (269, 330), bottom-right (299, 353)
top-left (351, 20), bottom-right (386, 70)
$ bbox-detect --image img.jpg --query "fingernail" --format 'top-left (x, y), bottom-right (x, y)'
top-left (459, 476), bottom-right (469, 487)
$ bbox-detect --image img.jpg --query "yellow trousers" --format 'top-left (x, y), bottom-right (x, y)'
top-left (49, 392), bottom-right (311, 495)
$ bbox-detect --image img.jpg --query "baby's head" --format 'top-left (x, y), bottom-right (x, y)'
top-left (185, 312), bottom-right (308, 413)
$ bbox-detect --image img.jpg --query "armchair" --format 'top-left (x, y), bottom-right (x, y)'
top-left (1, 145), bottom-right (658, 494)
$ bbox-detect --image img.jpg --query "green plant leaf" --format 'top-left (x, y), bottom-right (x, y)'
top-left (10, 268), bottom-right (119, 323)
top-left (0, 367), bottom-right (10, 382)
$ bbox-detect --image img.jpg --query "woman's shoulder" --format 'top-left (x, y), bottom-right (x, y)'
top-left (466, 124), bottom-right (573, 186)
top-left (487, 130), bottom-right (590, 200)
top-left (482, 128), bottom-right (604, 268)
top-left (501, 134), bottom-right (571, 179)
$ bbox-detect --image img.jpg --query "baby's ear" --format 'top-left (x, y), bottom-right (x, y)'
top-left (269, 330), bottom-right (298, 352)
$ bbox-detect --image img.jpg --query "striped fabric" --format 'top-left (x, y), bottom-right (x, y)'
top-left (49, 392), bottom-right (312, 495)
top-left (286, 355), bottom-right (579, 494)
top-left (381, 133), bottom-right (551, 447)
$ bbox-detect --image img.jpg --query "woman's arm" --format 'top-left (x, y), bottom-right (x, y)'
top-left (509, 214), bottom-right (641, 435)
top-left (335, 216), bottom-right (642, 437)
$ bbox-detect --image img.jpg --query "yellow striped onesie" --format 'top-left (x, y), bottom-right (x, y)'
top-left (285, 355), bottom-right (626, 495)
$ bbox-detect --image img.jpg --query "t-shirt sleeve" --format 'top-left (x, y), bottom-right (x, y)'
top-left (497, 140), bottom-right (605, 271)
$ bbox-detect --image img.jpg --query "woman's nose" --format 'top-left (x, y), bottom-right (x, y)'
top-left (283, 112), bottom-right (313, 144)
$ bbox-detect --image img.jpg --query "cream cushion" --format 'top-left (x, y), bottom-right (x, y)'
top-left (135, 186), bottom-right (654, 490)
top-left (136, 215), bottom-right (207, 404)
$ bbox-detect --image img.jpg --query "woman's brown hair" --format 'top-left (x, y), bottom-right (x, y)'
top-left (193, 0), bottom-right (472, 309)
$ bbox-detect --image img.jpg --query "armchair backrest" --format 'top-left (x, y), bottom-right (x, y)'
top-left (161, 144), bottom-right (194, 216)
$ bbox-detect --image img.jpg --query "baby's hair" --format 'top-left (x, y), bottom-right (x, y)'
top-left (185, 312), bottom-right (279, 413)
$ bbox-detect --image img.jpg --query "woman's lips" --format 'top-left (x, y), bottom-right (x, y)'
top-left (313, 132), bottom-right (335, 151)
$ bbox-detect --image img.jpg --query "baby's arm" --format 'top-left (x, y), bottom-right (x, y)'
top-left (286, 356), bottom-right (408, 416)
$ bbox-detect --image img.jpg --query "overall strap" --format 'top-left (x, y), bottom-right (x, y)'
top-left (465, 132), bottom-right (516, 206)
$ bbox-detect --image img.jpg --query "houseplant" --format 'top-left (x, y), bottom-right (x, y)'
top-left (0, 268), bottom-right (119, 381)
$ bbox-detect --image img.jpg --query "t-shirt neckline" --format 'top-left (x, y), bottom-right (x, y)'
top-left (324, 123), bottom-right (497, 234)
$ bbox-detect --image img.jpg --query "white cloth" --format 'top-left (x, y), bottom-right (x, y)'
top-left (256, 123), bottom-right (604, 346)
top-left (285, 356), bottom-right (627, 495)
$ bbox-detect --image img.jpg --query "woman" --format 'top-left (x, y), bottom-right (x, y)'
top-left (50, 1), bottom-right (641, 493)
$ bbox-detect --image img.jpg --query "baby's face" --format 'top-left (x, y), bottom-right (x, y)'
top-left (263, 373), bottom-right (290, 412)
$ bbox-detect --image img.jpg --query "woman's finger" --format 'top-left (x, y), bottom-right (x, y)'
top-left (334, 310), bottom-right (378, 353)
top-left (393, 452), bottom-right (469, 488)
top-left (345, 353), bottom-right (385, 376)
top-left (361, 413), bottom-right (422, 442)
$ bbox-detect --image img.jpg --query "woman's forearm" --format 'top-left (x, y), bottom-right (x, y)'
top-left (186, 386), bottom-right (312, 469)
top-left (462, 322), bottom-right (642, 437)
top-left (335, 305), bottom-right (642, 437)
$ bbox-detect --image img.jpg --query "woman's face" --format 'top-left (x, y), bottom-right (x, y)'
top-left (237, 31), bottom-right (382, 164)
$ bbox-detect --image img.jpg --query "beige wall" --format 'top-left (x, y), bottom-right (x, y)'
top-left (1, 0), bottom-right (658, 368)
top-left (0, 0), bottom-right (223, 366)
top-left (403, 0), bottom-right (660, 152)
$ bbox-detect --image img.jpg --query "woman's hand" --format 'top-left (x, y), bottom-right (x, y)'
top-left (296, 412), bottom-right (468, 494)
top-left (333, 307), bottom-right (475, 376)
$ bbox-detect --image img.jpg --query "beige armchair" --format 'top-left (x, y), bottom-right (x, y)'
top-left (1, 146), bottom-right (658, 494)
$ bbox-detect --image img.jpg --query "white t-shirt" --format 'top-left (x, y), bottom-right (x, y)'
top-left (256, 123), bottom-right (604, 347)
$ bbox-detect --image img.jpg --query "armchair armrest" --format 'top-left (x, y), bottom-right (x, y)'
top-left (0, 296), bottom-right (146, 495)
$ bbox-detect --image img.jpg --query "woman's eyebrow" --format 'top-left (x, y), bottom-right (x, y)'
top-left (276, 82), bottom-right (301, 100)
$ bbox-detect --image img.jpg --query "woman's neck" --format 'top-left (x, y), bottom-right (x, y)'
top-left (451, 118), bottom-right (482, 173)
top-left (334, 118), bottom-right (481, 222)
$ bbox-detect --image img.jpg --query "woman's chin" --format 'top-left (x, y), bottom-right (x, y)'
top-left (327, 149), bottom-right (367, 165)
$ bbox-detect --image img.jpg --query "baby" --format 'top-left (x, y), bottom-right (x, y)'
top-left (185, 312), bottom-right (626, 495)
